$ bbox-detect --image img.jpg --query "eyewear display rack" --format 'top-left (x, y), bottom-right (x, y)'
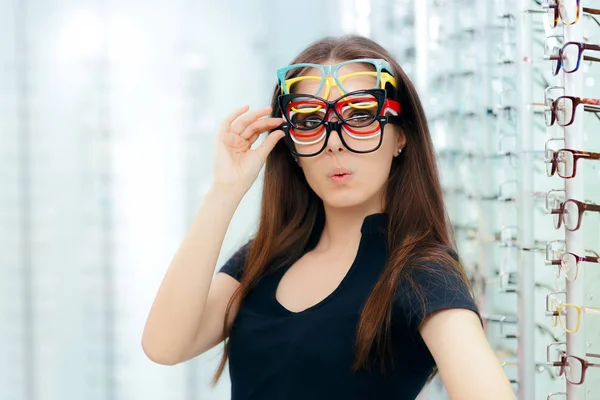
top-left (399, 0), bottom-right (600, 399)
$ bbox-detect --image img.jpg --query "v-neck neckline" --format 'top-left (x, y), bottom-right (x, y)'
top-left (271, 236), bottom-right (365, 316)
top-left (269, 212), bottom-right (386, 316)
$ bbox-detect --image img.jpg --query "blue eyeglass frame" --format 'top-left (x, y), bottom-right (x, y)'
top-left (276, 58), bottom-right (395, 96)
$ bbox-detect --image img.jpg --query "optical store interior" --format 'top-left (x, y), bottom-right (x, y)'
top-left (2, 0), bottom-right (600, 399)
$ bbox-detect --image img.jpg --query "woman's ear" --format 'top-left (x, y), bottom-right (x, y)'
top-left (395, 131), bottom-right (407, 156)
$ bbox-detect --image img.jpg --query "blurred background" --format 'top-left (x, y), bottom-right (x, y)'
top-left (2, 0), bottom-right (600, 399)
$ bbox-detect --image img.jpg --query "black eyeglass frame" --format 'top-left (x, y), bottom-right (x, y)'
top-left (277, 88), bottom-right (403, 158)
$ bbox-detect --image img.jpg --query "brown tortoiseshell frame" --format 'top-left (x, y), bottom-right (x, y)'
top-left (547, 148), bottom-right (600, 178)
top-left (549, 95), bottom-right (600, 126)
top-left (547, 0), bottom-right (600, 28)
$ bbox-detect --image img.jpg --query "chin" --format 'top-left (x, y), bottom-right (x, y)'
top-left (322, 191), bottom-right (370, 209)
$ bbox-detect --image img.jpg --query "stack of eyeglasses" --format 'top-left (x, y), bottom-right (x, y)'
top-left (275, 59), bottom-right (402, 158)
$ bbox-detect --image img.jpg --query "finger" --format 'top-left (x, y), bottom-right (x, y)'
top-left (240, 117), bottom-right (284, 140)
top-left (254, 129), bottom-right (286, 163)
top-left (231, 106), bottom-right (273, 135)
top-left (246, 126), bottom-right (272, 147)
top-left (247, 127), bottom-right (274, 147)
top-left (220, 104), bottom-right (250, 134)
top-left (246, 119), bottom-right (286, 148)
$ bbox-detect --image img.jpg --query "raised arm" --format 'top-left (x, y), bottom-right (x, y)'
top-left (141, 104), bottom-right (285, 365)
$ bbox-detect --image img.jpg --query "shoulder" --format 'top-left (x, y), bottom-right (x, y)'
top-left (400, 246), bottom-right (463, 291)
top-left (217, 240), bottom-right (253, 282)
top-left (394, 246), bottom-right (479, 331)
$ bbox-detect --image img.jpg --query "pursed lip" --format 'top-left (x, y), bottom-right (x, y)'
top-left (328, 167), bottom-right (353, 178)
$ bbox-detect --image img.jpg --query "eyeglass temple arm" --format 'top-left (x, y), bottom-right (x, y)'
top-left (572, 150), bottom-right (600, 160)
top-left (584, 13), bottom-right (600, 28)
top-left (582, 108), bottom-right (600, 122)
top-left (583, 7), bottom-right (600, 16)
top-left (585, 203), bottom-right (600, 213)
top-left (586, 352), bottom-right (600, 367)
top-left (481, 314), bottom-right (517, 324)
top-left (583, 106), bottom-right (600, 117)
top-left (581, 97), bottom-right (600, 106)
top-left (583, 55), bottom-right (600, 63)
top-left (526, 9), bottom-right (547, 14)
top-left (583, 306), bottom-right (600, 316)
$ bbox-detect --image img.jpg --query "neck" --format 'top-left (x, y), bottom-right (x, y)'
top-left (315, 205), bottom-right (384, 253)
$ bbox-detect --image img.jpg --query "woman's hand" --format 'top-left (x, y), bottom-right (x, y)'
top-left (212, 105), bottom-right (286, 196)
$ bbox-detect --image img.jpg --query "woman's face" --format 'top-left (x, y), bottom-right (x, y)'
top-left (291, 59), bottom-right (406, 211)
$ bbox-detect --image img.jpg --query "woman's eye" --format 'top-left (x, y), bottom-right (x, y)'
top-left (346, 112), bottom-right (372, 122)
top-left (296, 117), bottom-right (322, 129)
top-left (305, 120), bottom-right (321, 128)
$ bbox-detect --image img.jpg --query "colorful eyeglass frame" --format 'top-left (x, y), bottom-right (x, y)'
top-left (549, 41), bottom-right (600, 76)
top-left (276, 58), bottom-right (397, 98)
top-left (545, 292), bottom-right (600, 333)
top-left (277, 88), bottom-right (402, 157)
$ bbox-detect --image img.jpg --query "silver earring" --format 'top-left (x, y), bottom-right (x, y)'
top-left (397, 148), bottom-right (403, 155)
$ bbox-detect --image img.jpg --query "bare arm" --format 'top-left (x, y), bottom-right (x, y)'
top-left (420, 309), bottom-right (516, 400)
top-left (141, 104), bottom-right (285, 365)
top-left (141, 186), bottom-right (243, 365)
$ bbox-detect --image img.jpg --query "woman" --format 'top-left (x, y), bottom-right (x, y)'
top-left (142, 35), bottom-right (515, 400)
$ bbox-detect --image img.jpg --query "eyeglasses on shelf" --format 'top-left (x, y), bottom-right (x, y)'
top-left (548, 351), bottom-right (600, 385)
top-left (544, 94), bottom-right (600, 127)
top-left (545, 141), bottom-right (600, 179)
top-left (541, 0), bottom-right (600, 27)
top-left (545, 291), bottom-right (600, 333)
top-left (552, 198), bottom-right (600, 231)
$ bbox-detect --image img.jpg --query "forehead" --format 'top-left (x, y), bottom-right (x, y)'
top-left (301, 59), bottom-right (376, 76)
top-left (292, 60), bottom-right (378, 98)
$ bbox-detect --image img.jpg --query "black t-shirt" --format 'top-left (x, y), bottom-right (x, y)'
top-left (217, 212), bottom-right (479, 400)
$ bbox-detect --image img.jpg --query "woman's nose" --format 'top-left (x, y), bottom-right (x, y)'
top-left (323, 126), bottom-right (345, 153)
top-left (326, 84), bottom-right (342, 101)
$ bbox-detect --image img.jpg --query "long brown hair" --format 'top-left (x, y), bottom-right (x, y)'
top-left (210, 34), bottom-right (472, 386)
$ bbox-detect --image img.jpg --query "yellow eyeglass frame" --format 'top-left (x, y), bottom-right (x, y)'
top-left (550, 299), bottom-right (600, 333)
top-left (282, 71), bottom-right (397, 99)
